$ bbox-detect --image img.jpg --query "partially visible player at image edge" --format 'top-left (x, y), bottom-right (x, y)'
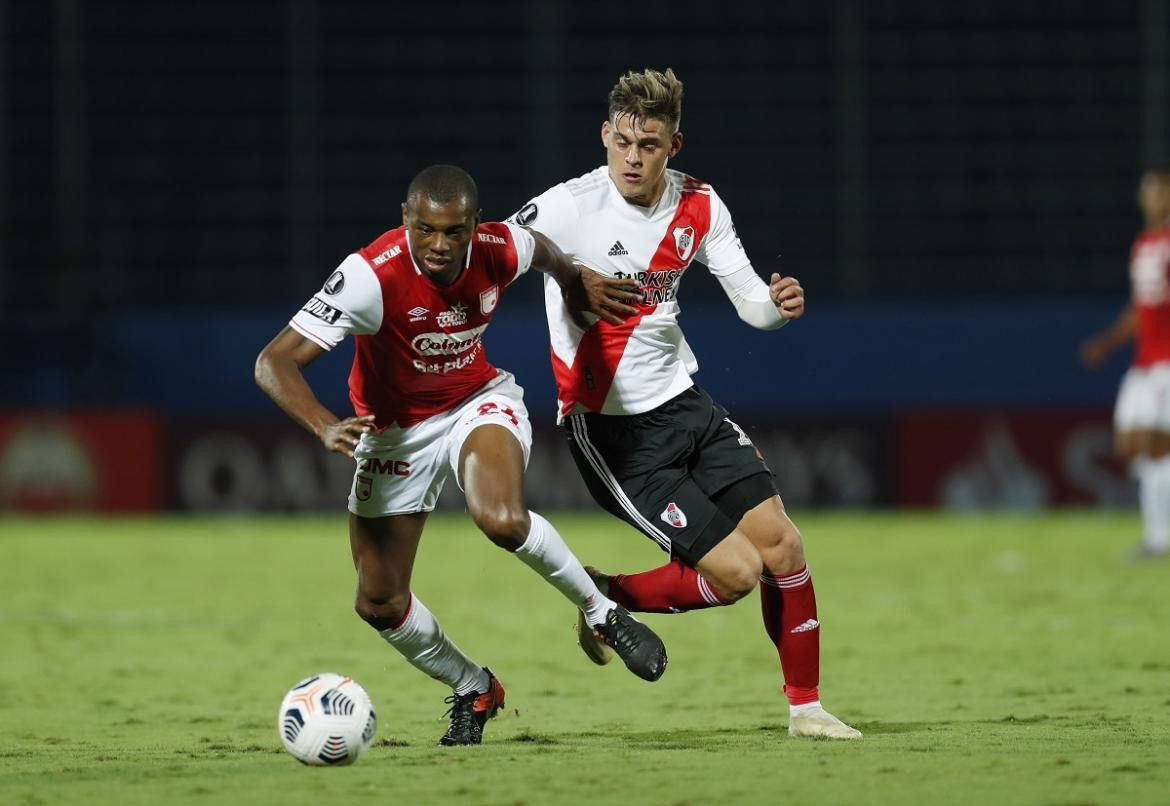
top-left (512, 69), bottom-right (861, 739)
top-left (255, 165), bottom-right (667, 747)
top-left (1081, 167), bottom-right (1170, 561)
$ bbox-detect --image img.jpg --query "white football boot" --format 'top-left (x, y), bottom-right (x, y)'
top-left (788, 704), bottom-right (863, 740)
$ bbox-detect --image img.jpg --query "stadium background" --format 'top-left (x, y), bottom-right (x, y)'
top-left (3, 0), bottom-right (1168, 514)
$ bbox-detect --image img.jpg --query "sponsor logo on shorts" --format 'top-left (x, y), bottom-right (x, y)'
top-left (302, 296), bottom-right (341, 324)
top-left (480, 285), bottom-right (499, 315)
top-left (358, 459), bottom-right (411, 477)
top-left (436, 303), bottom-right (468, 328)
top-left (724, 417), bottom-right (753, 448)
top-left (323, 270), bottom-right (345, 295)
top-left (660, 502), bottom-right (687, 529)
top-left (371, 245), bottom-right (402, 266)
top-left (477, 232), bottom-right (506, 245)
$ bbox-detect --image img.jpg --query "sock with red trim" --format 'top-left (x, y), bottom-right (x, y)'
top-left (607, 558), bottom-right (730, 613)
top-left (760, 565), bottom-right (820, 707)
top-left (377, 594), bottom-right (488, 696)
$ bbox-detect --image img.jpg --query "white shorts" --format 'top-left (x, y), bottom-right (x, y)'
top-left (348, 372), bottom-right (533, 517)
top-left (1114, 364), bottom-right (1170, 432)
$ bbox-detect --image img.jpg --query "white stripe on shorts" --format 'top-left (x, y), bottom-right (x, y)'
top-left (569, 414), bottom-right (671, 552)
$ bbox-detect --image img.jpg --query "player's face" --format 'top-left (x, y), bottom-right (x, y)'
top-left (401, 194), bottom-right (480, 285)
top-left (1138, 173), bottom-right (1170, 227)
top-left (601, 113), bottom-right (683, 207)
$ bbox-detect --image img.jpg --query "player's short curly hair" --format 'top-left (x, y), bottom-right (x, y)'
top-left (407, 164), bottom-right (478, 210)
top-left (608, 68), bottom-right (684, 131)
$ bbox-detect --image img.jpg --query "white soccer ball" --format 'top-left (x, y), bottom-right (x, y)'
top-left (277, 673), bottom-right (376, 765)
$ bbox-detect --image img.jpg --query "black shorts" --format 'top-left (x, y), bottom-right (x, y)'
top-left (565, 385), bottom-right (779, 566)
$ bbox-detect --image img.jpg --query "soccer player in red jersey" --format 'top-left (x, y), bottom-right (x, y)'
top-left (1082, 168), bottom-right (1170, 560)
top-left (255, 165), bottom-right (665, 746)
top-left (513, 70), bottom-right (860, 738)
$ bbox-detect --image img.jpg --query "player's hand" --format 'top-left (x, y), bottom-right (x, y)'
top-left (567, 264), bottom-right (642, 325)
top-left (770, 273), bottom-right (804, 320)
top-left (319, 415), bottom-right (376, 457)
top-left (1079, 337), bottom-right (1109, 369)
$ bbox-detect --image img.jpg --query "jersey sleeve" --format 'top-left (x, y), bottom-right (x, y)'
top-left (288, 253), bottom-right (383, 350)
top-left (507, 184), bottom-right (579, 243)
top-left (502, 222), bottom-right (536, 285)
top-left (696, 187), bottom-right (753, 278)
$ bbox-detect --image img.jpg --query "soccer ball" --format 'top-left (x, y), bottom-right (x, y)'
top-left (277, 673), bottom-right (376, 765)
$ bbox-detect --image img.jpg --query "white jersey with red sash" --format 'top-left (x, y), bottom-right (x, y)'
top-left (516, 167), bottom-right (750, 419)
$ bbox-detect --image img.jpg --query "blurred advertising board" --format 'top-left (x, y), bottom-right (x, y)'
top-left (0, 412), bottom-right (162, 512)
top-left (896, 412), bottom-right (1131, 509)
top-left (165, 417), bottom-right (895, 513)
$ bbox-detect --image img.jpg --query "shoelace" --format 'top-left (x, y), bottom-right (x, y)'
top-left (600, 609), bottom-right (643, 655)
top-left (442, 693), bottom-right (477, 725)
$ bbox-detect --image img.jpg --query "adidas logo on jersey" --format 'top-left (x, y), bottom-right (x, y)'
top-left (607, 240), bottom-right (628, 256)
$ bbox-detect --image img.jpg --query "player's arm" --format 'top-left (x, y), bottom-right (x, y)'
top-left (255, 328), bottom-right (374, 457)
top-left (528, 230), bottom-right (642, 325)
top-left (1080, 304), bottom-right (1135, 368)
top-left (701, 188), bottom-right (801, 329)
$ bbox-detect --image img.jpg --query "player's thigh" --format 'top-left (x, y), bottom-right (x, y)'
top-left (446, 374), bottom-right (533, 494)
top-left (733, 493), bottom-right (806, 574)
top-left (1115, 367), bottom-right (1156, 459)
top-left (566, 411), bottom-right (736, 567)
top-left (687, 388), bottom-right (776, 502)
top-left (349, 512), bottom-right (427, 598)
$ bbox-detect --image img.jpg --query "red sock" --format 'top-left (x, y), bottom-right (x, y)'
top-left (760, 565), bottom-right (820, 706)
top-left (607, 559), bottom-right (729, 613)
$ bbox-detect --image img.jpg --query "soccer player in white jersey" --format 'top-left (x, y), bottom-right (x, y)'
top-left (1082, 168), bottom-right (1170, 560)
top-left (255, 165), bottom-right (667, 747)
top-left (513, 69), bottom-right (861, 739)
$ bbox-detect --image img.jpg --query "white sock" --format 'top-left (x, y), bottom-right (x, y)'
top-left (514, 511), bottom-right (616, 627)
top-left (1139, 456), bottom-right (1170, 551)
top-left (790, 700), bottom-right (823, 716)
top-left (377, 594), bottom-right (488, 696)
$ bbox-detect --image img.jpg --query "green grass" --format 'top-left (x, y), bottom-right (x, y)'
top-left (1, 512), bottom-right (1168, 805)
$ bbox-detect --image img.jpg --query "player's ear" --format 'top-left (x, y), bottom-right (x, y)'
top-left (669, 131), bottom-right (683, 158)
top-left (600, 119), bottom-right (611, 148)
top-left (401, 202), bottom-right (409, 227)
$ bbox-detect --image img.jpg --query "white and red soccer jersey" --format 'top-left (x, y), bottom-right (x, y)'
top-left (518, 167), bottom-right (752, 419)
top-left (289, 221), bottom-right (535, 428)
top-left (1130, 228), bottom-right (1170, 368)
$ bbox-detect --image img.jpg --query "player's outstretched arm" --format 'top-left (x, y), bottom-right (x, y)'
top-left (255, 327), bottom-right (374, 456)
top-left (528, 231), bottom-right (642, 325)
top-left (1080, 304), bottom-right (1135, 368)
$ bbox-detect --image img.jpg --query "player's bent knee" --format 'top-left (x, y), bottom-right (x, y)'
top-left (709, 556), bottom-right (763, 602)
top-left (470, 504), bottom-right (530, 550)
top-left (354, 591), bottom-right (411, 631)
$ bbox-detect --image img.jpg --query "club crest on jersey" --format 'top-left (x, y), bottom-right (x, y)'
top-left (436, 303), bottom-right (468, 328)
top-left (480, 285), bottom-right (499, 315)
top-left (660, 502), bottom-right (688, 529)
top-left (323, 270), bottom-right (345, 295)
top-left (672, 226), bottom-right (695, 262)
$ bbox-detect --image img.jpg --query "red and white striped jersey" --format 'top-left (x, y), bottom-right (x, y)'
top-left (1130, 228), bottom-right (1170, 368)
top-left (289, 221), bottom-right (534, 428)
top-left (517, 167), bottom-right (752, 419)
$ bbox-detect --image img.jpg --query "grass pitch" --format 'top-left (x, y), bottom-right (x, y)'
top-left (1, 512), bottom-right (1167, 805)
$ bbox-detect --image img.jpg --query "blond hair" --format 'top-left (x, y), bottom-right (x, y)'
top-left (608, 68), bottom-right (684, 131)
